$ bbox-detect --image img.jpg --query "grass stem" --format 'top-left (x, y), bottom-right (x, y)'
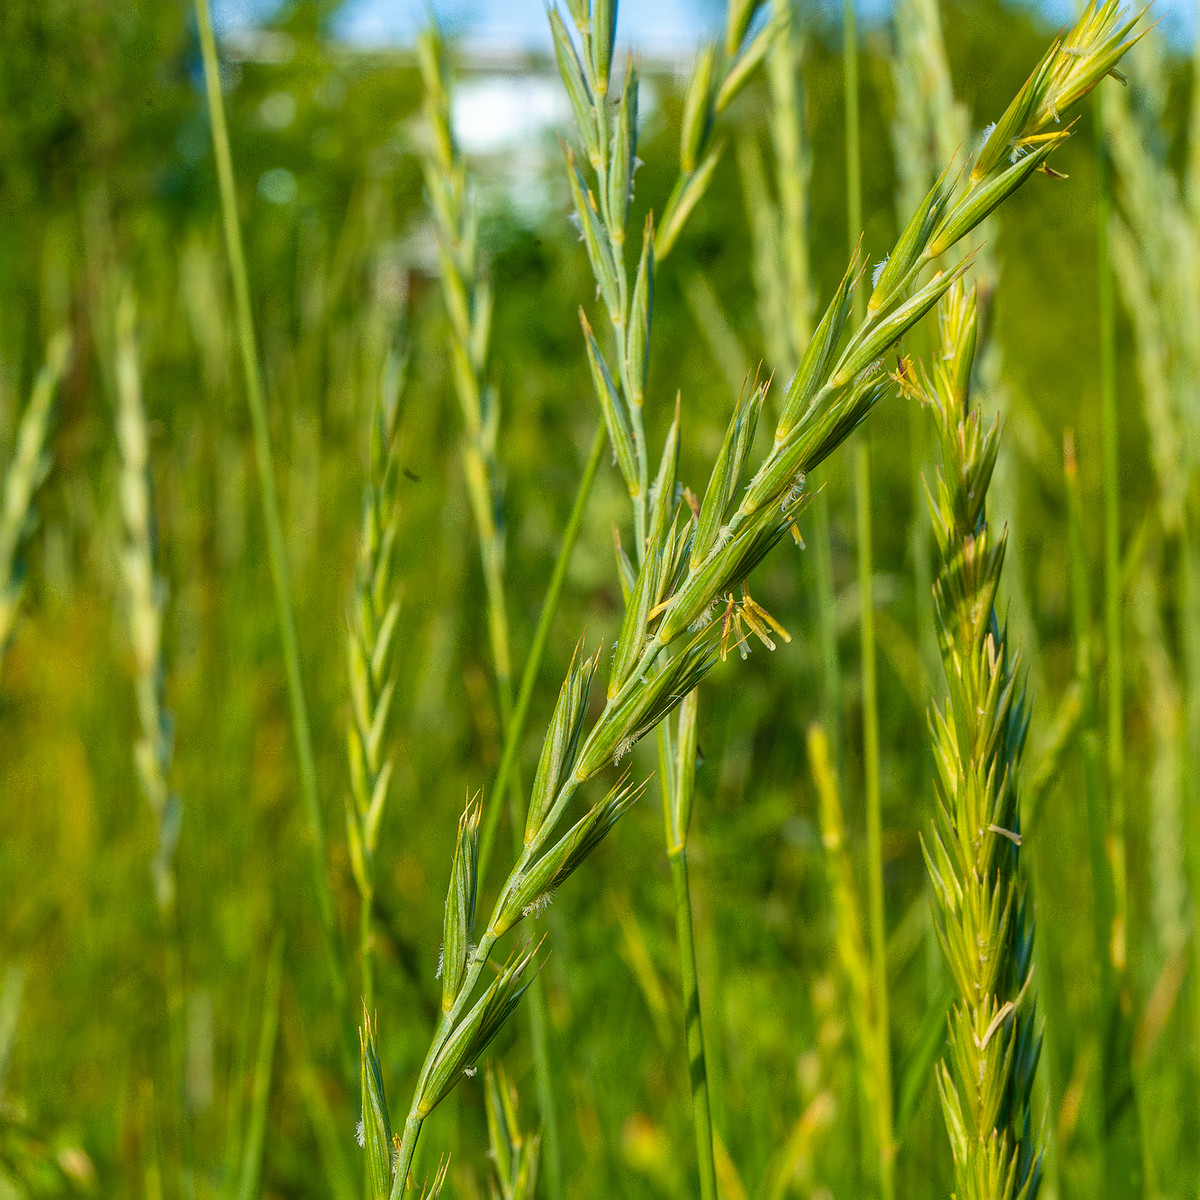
top-left (1095, 81), bottom-right (1147, 1197)
top-left (659, 692), bottom-right (717, 1200)
top-left (236, 934), bottom-right (284, 1200)
top-left (668, 847), bottom-right (717, 1200)
top-left (194, 0), bottom-right (343, 1023)
top-left (1097, 85), bottom-right (1128, 980)
top-left (845, 4), bottom-right (893, 1193)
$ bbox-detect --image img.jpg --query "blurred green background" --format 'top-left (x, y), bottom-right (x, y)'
top-left (1, 0), bottom-right (1197, 1197)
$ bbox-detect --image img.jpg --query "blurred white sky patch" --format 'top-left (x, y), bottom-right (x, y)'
top-left (451, 75), bottom-right (569, 155)
top-left (449, 74), bottom-right (568, 224)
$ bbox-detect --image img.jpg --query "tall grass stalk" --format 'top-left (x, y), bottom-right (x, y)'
top-left (360, 14), bottom-right (1142, 1188)
top-left (0, 330), bottom-right (70, 672)
top-left (909, 281), bottom-right (1043, 1200)
top-left (844, 3), bottom-right (894, 1193)
top-left (549, 3), bottom-right (775, 1192)
top-left (115, 288), bottom-right (192, 1198)
top-left (659, 691), bottom-right (717, 1200)
top-left (415, 30), bottom-right (562, 1194)
top-left (1096, 82), bottom-right (1128, 987)
top-left (194, 0), bottom-right (344, 1021)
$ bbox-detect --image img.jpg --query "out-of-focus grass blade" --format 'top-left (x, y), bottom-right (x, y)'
top-left (0, 965), bottom-right (23, 1096)
top-left (286, 1001), bottom-right (357, 1200)
top-left (236, 935), bottom-right (284, 1200)
top-left (895, 977), bottom-right (953, 1138)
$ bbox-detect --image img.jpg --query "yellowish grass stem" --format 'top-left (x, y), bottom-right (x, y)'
top-left (845, 4), bottom-right (894, 1194)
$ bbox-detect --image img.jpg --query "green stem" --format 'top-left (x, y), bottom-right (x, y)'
top-left (1065, 435), bottom-right (1112, 985)
top-left (236, 935), bottom-right (284, 1200)
top-left (856, 434), bottom-right (893, 1200)
top-left (668, 847), bottom-right (717, 1200)
top-left (811, 489), bottom-right (842, 765)
top-left (478, 422), bottom-right (607, 883)
top-left (658, 693), bottom-right (717, 1200)
top-left (1096, 84), bottom-right (1144, 1198)
top-left (1097, 88), bottom-right (1127, 976)
top-left (845, 5), bottom-right (893, 1195)
top-left (391, 1114), bottom-right (425, 1200)
top-left (360, 886), bottom-right (374, 1016)
top-left (161, 901), bottom-right (194, 1200)
top-left (194, 0), bottom-right (344, 1021)
top-left (844, 1), bottom-right (863, 273)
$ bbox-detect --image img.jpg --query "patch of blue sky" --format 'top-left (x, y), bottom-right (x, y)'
top-left (211, 0), bottom-right (1195, 52)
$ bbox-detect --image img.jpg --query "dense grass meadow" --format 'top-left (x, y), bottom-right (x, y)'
top-left (2, 0), bottom-right (1199, 1196)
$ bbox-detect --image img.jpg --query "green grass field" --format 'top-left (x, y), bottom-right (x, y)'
top-left (1, 1), bottom-right (1198, 1197)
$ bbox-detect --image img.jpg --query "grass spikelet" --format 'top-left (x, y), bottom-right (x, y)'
top-left (115, 289), bottom-right (179, 915)
top-left (360, 1006), bottom-right (395, 1200)
top-left (910, 283), bottom-right (1043, 1200)
top-left (114, 286), bottom-right (195, 1195)
top-left (417, 26), bottom-right (514, 715)
top-left (346, 350), bottom-right (406, 1014)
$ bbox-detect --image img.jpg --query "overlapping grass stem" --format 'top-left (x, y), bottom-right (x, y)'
top-left (552, 3), bottom-right (779, 1194)
top-left (0, 330), bottom-right (70, 672)
top-left (843, 4), bottom-right (896, 1195)
top-left (907, 283), bottom-right (1042, 1200)
top-left (359, 5), bottom-right (1142, 1193)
